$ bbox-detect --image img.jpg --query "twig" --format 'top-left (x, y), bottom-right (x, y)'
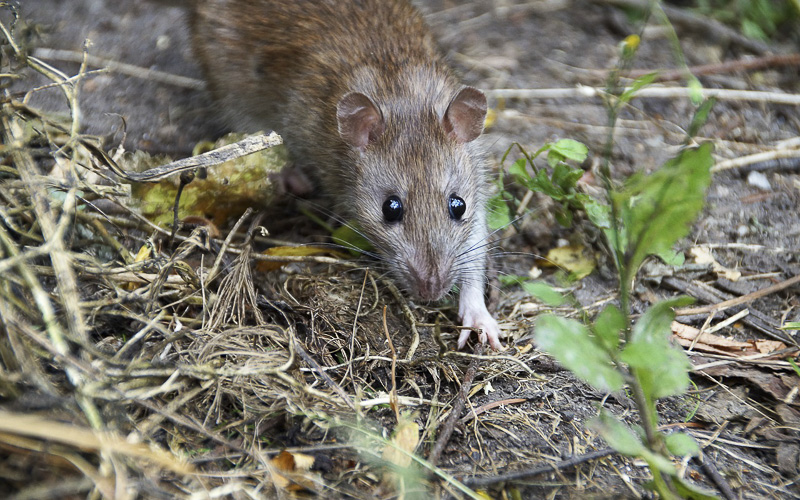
top-left (712, 148), bottom-right (800, 173)
top-left (626, 54), bottom-right (800, 82)
top-left (675, 274), bottom-right (800, 318)
top-left (428, 344), bottom-right (483, 466)
top-left (463, 448), bottom-right (617, 487)
top-left (488, 86), bottom-right (800, 106)
top-left (102, 133), bottom-right (283, 183)
top-left (694, 455), bottom-right (737, 500)
top-left (32, 47), bottom-right (205, 90)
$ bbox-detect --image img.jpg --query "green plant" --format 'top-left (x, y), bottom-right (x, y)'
top-left (497, 29), bottom-right (718, 500)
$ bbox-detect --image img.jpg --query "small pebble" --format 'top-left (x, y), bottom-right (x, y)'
top-left (747, 171), bottom-right (771, 190)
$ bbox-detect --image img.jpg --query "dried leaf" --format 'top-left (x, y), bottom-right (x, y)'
top-left (544, 244), bottom-right (596, 279)
top-left (689, 246), bottom-right (741, 281)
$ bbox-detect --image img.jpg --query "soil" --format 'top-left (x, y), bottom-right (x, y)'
top-left (6, 0), bottom-right (800, 498)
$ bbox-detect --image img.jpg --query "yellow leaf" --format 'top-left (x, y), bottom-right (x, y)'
top-left (257, 245), bottom-right (342, 272)
top-left (545, 244), bottom-right (596, 279)
top-left (133, 243), bottom-right (152, 263)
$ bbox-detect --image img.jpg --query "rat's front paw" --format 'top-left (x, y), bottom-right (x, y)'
top-left (458, 307), bottom-right (503, 351)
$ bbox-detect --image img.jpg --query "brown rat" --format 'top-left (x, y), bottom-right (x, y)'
top-left (190, 0), bottom-right (502, 349)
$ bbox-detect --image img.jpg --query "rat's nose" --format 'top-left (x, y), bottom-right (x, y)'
top-left (408, 264), bottom-right (448, 302)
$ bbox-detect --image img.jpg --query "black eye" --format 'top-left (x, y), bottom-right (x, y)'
top-left (448, 194), bottom-right (466, 220)
top-left (382, 195), bottom-right (404, 223)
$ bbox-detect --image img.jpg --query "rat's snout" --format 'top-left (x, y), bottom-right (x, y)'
top-left (407, 259), bottom-right (451, 302)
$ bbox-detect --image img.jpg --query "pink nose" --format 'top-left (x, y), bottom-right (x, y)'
top-left (409, 266), bottom-right (446, 302)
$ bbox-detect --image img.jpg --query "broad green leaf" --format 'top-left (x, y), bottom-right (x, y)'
top-left (594, 304), bottom-right (625, 351)
top-left (486, 194), bottom-right (513, 231)
top-left (547, 150), bottom-right (565, 168)
top-left (589, 410), bottom-right (644, 456)
top-left (521, 281), bottom-right (566, 307)
top-left (535, 315), bottom-right (624, 392)
top-left (665, 432), bottom-right (700, 457)
top-left (622, 341), bottom-right (691, 399)
top-left (581, 197), bottom-right (611, 229)
top-left (622, 298), bottom-right (694, 399)
top-left (615, 143), bottom-right (714, 273)
top-left (550, 139), bottom-right (589, 163)
top-left (630, 296), bottom-right (693, 344)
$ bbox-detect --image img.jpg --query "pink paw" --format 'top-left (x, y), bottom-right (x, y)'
top-left (458, 308), bottom-right (503, 350)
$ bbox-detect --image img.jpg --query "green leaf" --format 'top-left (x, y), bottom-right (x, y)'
top-left (486, 194), bottom-right (513, 231)
top-left (521, 281), bottom-right (566, 307)
top-left (530, 169), bottom-right (565, 198)
top-left (332, 223), bottom-right (373, 255)
top-left (623, 341), bottom-right (691, 399)
top-left (547, 150), bottom-right (565, 168)
top-left (621, 297), bottom-right (694, 399)
top-left (593, 305), bottom-right (625, 351)
top-left (581, 197), bottom-right (611, 229)
top-left (665, 432), bottom-right (700, 457)
top-left (672, 476), bottom-right (721, 500)
top-left (687, 77), bottom-right (704, 106)
top-left (550, 138), bottom-right (589, 163)
top-left (589, 410), bottom-right (645, 456)
top-left (615, 143), bottom-right (714, 273)
top-left (657, 249), bottom-right (685, 267)
top-left (551, 163), bottom-right (585, 191)
top-left (535, 315), bottom-right (624, 392)
top-left (781, 322), bottom-right (800, 330)
top-left (498, 274), bottom-right (527, 287)
top-left (630, 296), bottom-right (693, 344)
top-left (508, 158), bottom-right (529, 184)
top-left (686, 98), bottom-right (716, 138)
top-left (620, 72), bottom-right (657, 105)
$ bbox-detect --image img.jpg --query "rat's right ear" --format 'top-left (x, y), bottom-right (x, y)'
top-left (337, 92), bottom-right (385, 150)
top-left (442, 87), bottom-right (487, 143)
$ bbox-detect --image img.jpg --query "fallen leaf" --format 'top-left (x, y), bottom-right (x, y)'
top-left (543, 244), bottom-right (596, 279)
top-left (672, 321), bottom-right (786, 357)
top-left (269, 450), bottom-right (318, 492)
top-left (689, 246), bottom-right (741, 281)
top-left (257, 245), bottom-right (343, 271)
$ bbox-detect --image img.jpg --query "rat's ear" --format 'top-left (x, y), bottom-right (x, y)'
top-left (337, 92), bottom-right (385, 150)
top-left (442, 87), bottom-right (487, 143)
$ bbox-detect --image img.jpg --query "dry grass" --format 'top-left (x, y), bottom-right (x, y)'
top-left (0, 11), bottom-right (566, 499)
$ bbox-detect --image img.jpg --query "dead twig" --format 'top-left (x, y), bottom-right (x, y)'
top-left (463, 448), bottom-right (617, 487)
top-left (428, 344), bottom-right (484, 466)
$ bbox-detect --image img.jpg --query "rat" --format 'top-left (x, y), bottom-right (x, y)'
top-left (189, 0), bottom-right (502, 350)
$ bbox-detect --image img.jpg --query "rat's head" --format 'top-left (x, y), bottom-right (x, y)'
top-left (335, 86), bottom-right (489, 301)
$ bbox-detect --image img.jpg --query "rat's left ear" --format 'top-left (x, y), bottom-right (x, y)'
top-left (442, 87), bottom-right (487, 143)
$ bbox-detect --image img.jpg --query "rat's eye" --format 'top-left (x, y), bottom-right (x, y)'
top-left (448, 194), bottom-right (466, 220)
top-left (382, 195), bottom-right (404, 223)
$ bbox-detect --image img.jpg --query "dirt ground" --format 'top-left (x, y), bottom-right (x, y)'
top-left (4, 0), bottom-right (800, 498)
